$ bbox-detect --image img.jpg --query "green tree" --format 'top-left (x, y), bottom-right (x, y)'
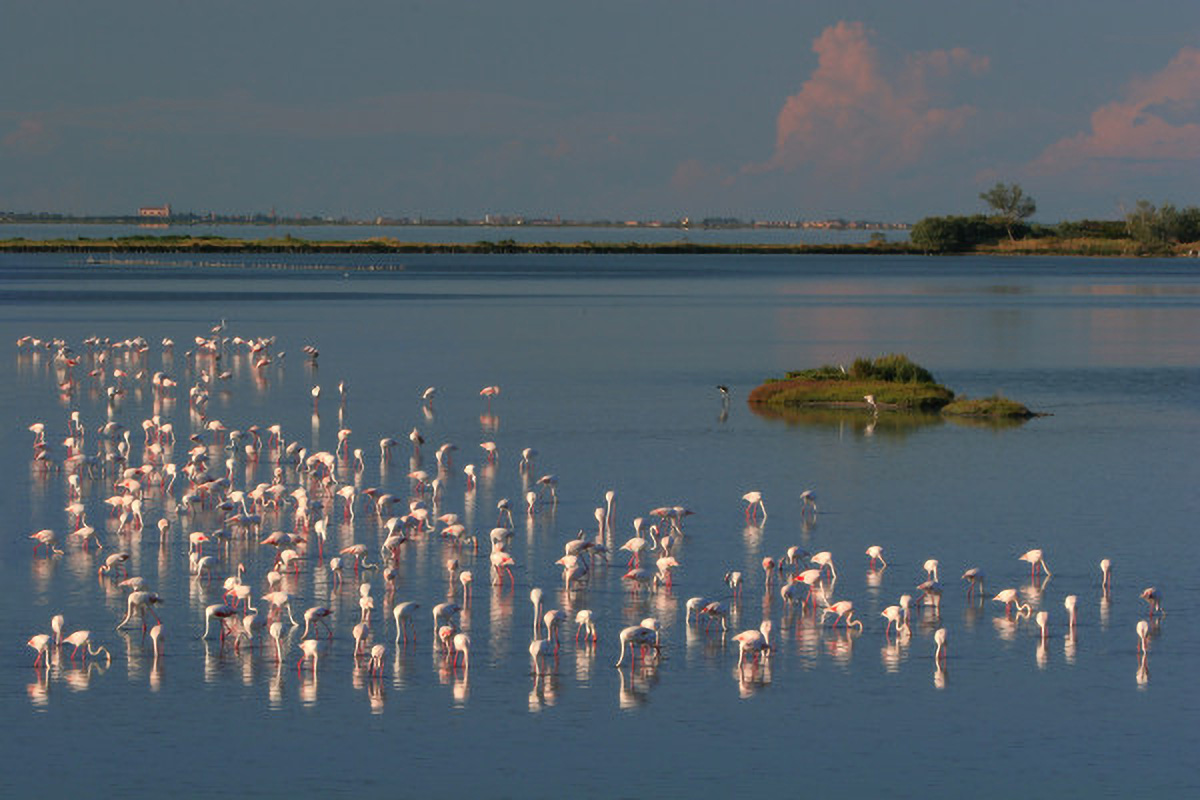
top-left (910, 214), bottom-right (1009, 253)
top-left (979, 182), bottom-right (1036, 240)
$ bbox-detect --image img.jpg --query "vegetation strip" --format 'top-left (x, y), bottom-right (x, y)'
top-left (749, 354), bottom-right (1039, 418)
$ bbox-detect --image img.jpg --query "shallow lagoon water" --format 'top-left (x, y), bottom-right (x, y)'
top-left (2, 253), bottom-right (1198, 799)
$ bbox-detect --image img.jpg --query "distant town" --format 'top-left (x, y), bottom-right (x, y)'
top-left (0, 207), bottom-right (910, 232)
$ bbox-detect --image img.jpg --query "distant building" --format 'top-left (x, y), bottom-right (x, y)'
top-left (138, 205), bottom-right (171, 218)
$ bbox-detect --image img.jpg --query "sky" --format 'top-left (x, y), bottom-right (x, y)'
top-left (2, 1), bottom-right (1197, 222)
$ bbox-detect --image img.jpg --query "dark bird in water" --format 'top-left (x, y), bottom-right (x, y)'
top-left (717, 385), bottom-right (730, 399)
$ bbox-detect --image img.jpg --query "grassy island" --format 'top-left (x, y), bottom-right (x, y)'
top-left (748, 354), bottom-right (1038, 419)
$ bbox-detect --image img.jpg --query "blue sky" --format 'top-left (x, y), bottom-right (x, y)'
top-left (2, 1), bottom-right (1197, 222)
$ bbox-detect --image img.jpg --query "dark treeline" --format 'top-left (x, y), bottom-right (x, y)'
top-left (912, 202), bottom-right (1200, 254)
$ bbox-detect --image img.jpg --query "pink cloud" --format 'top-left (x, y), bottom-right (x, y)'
top-left (1033, 47), bottom-right (1200, 171)
top-left (750, 22), bottom-right (985, 180)
top-left (2, 116), bottom-right (57, 154)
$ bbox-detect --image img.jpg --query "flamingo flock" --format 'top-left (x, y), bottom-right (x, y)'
top-left (16, 328), bottom-right (1170, 707)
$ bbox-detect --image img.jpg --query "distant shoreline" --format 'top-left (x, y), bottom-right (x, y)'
top-left (0, 235), bottom-right (1194, 258)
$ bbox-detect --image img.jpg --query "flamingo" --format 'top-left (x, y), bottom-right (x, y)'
top-left (29, 529), bottom-right (58, 557)
top-left (393, 601), bottom-right (420, 645)
top-left (865, 545), bottom-right (887, 568)
top-left (199, 604), bottom-right (238, 641)
top-left (933, 628), bottom-right (947, 662)
top-left (799, 489), bottom-right (818, 515)
top-left (1140, 587), bottom-right (1165, 617)
top-left (117, 591), bottom-right (163, 631)
top-left (432, 602), bottom-right (461, 638)
top-left (784, 546), bottom-right (809, 573)
top-left (742, 491), bottom-right (767, 522)
top-left (962, 567), bottom-right (985, 599)
top-left (622, 567), bottom-right (662, 592)
top-left (1035, 610), bottom-right (1050, 644)
top-left (297, 639), bottom-right (321, 674)
top-left (1136, 620), bottom-right (1150, 654)
top-left (28, 634), bottom-right (53, 666)
top-left (881, 605), bottom-right (909, 638)
top-left (792, 569), bottom-right (825, 606)
top-left (821, 600), bottom-right (863, 631)
top-left (619, 526), bottom-right (654, 568)
top-left (1018, 549), bottom-right (1051, 578)
top-left (1063, 595), bottom-right (1078, 632)
top-left (761, 556), bottom-right (777, 588)
top-left (62, 630), bottom-right (111, 665)
top-left (575, 609), bottom-right (598, 643)
top-left (368, 644), bottom-right (387, 676)
top-left (699, 602), bottom-right (730, 634)
top-left (1099, 558), bottom-right (1112, 590)
top-left (543, 610), bottom-right (567, 651)
top-left (530, 638), bottom-right (555, 675)
top-left (301, 607), bottom-right (334, 639)
top-left (149, 624), bottom-right (165, 662)
top-left (266, 618), bottom-right (284, 662)
top-left (495, 497), bottom-right (513, 526)
top-left (352, 622), bottom-right (371, 659)
top-left (992, 588), bottom-right (1032, 618)
top-left (452, 633), bottom-right (471, 670)
top-left (685, 597), bottom-right (711, 624)
top-left (811, 551), bottom-right (837, 580)
top-left (615, 625), bottom-right (657, 668)
top-left (732, 620), bottom-right (773, 671)
top-left (923, 559), bottom-right (940, 582)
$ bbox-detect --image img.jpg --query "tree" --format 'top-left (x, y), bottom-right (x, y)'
top-left (1125, 200), bottom-right (1200, 248)
top-left (979, 182), bottom-right (1036, 241)
top-left (910, 214), bottom-right (1009, 253)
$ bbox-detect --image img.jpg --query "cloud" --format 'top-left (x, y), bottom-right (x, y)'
top-left (2, 116), bottom-right (57, 154)
top-left (749, 21), bottom-right (986, 181)
top-left (1032, 47), bottom-right (1200, 172)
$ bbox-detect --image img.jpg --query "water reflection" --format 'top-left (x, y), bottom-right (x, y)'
top-left (933, 662), bottom-right (948, 690)
top-left (528, 672), bottom-right (559, 711)
top-left (749, 404), bottom-right (946, 438)
top-left (736, 660), bottom-right (772, 698)
top-left (27, 667), bottom-right (50, 709)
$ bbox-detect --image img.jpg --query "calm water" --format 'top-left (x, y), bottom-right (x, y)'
top-left (2, 253), bottom-right (1197, 799)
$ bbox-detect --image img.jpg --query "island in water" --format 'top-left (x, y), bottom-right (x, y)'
top-left (748, 354), bottom-right (1040, 419)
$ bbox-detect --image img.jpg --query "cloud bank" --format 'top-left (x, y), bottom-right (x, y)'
top-left (1032, 47), bottom-right (1200, 172)
top-left (750, 21), bottom-right (987, 182)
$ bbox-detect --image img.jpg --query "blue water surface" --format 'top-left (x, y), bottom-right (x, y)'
top-left (2, 253), bottom-right (1197, 799)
